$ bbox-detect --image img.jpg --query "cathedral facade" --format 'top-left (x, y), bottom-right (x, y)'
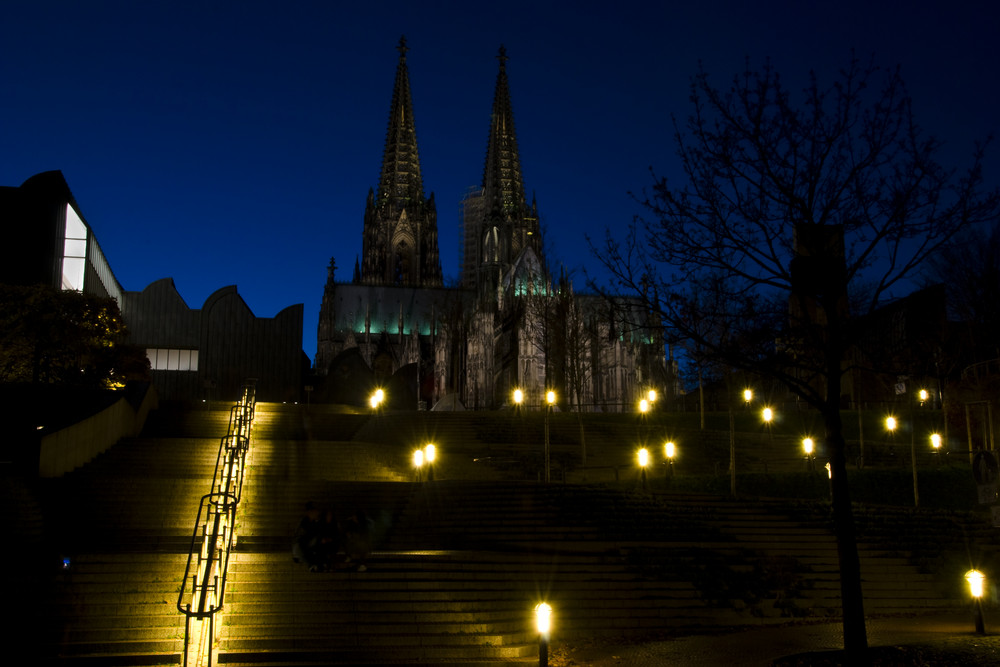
top-left (315, 38), bottom-right (668, 411)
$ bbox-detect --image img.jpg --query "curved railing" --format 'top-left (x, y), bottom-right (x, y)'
top-left (177, 381), bottom-right (256, 667)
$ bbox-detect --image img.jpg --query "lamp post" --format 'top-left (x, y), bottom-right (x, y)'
top-left (664, 441), bottom-right (676, 477)
top-left (965, 569), bottom-right (986, 634)
top-left (931, 432), bottom-right (943, 466)
top-left (534, 602), bottom-right (552, 667)
top-left (743, 388), bottom-right (753, 409)
top-left (424, 443), bottom-right (436, 481)
top-left (513, 388), bottom-right (524, 447)
top-left (886, 416), bottom-right (897, 463)
top-left (638, 396), bottom-right (650, 448)
top-left (762, 407), bottom-right (774, 445)
top-left (638, 447), bottom-right (649, 490)
top-left (910, 394), bottom-right (920, 507)
top-left (544, 390), bottom-right (555, 483)
top-left (803, 437), bottom-right (815, 473)
top-left (412, 448), bottom-right (424, 482)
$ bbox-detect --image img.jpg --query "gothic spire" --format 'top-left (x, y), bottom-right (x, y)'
top-left (481, 45), bottom-right (528, 220)
top-left (377, 35), bottom-right (424, 207)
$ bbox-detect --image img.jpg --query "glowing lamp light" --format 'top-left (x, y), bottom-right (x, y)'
top-left (931, 433), bottom-right (942, 450)
top-left (534, 602), bottom-right (552, 635)
top-left (638, 448), bottom-right (649, 468)
top-left (639, 399), bottom-right (649, 414)
top-left (647, 389), bottom-right (657, 403)
top-left (966, 569), bottom-right (985, 598)
top-left (803, 438), bottom-right (814, 456)
top-left (762, 407), bottom-right (773, 423)
top-left (885, 416), bottom-right (897, 432)
top-left (546, 390), bottom-right (556, 406)
top-left (413, 449), bottom-right (424, 468)
top-left (825, 462), bottom-right (832, 479)
top-left (919, 389), bottom-right (929, 403)
top-left (665, 441), bottom-right (676, 460)
top-left (424, 443), bottom-right (436, 463)
top-left (513, 388), bottom-right (524, 405)
top-left (743, 389), bottom-right (753, 403)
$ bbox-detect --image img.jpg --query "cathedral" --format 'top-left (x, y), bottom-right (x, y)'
top-left (315, 38), bottom-right (668, 410)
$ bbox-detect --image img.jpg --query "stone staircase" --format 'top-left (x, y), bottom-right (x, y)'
top-left (648, 495), bottom-right (956, 618)
top-left (34, 407), bottom-right (233, 665)
top-left (14, 402), bottom-right (993, 666)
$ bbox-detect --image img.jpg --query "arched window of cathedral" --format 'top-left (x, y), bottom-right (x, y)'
top-left (393, 240), bottom-right (411, 285)
top-left (484, 227), bottom-right (500, 263)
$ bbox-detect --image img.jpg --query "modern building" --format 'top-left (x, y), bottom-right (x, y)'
top-left (122, 279), bottom-right (304, 403)
top-left (0, 170), bottom-right (122, 301)
top-left (315, 38), bottom-right (669, 410)
top-left (1, 171), bottom-right (305, 404)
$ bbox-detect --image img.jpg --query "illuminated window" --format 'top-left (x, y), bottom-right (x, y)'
top-left (146, 349), bottom-right (199, 371)
top-left (62, 204), bottom-right (87, 291)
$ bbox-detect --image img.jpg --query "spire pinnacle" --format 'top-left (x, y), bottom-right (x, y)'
top-left (376, 37), bottom-right (423, 204)
top-left (481, 45), bottom-right (526, 218)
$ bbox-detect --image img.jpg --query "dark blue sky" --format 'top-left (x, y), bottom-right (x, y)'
top-left (3, 1), bottom-right (997, 361)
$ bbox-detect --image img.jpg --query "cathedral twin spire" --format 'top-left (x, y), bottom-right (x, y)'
top-left (377, 37), bottom-right (424, 206)
top-left (361, 36), bottom-right (442, 287)
top-left (480, 44), bottom-right (543, 278)
top-left (360, 37), bottom-right (540, 291)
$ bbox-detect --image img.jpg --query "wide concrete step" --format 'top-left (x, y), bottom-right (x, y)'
top-left (221, 615), bottom-right (532, 635)
top-left (217, 647), bottom-right (538, 666)
top-left (57, 638), bottom-right (184, 656)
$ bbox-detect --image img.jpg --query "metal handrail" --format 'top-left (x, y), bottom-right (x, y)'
top-left (177, 381), bottom-right (256, 667)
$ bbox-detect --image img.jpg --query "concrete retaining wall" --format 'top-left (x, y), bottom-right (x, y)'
top-left (38, 384), bottom-right (159, 478)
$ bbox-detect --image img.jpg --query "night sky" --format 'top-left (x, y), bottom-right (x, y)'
top-left (3, 1), bottom-right (998, 362)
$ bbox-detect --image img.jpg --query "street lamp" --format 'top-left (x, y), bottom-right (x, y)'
top-left (544, 390), bottom-right (555, 483)
top-left (664, 441), bottom-right (676, 477)
top-left (931, 432), bottom-right (942, 466)
top-left (762, 407), bottom-right (774, 445)
top-left (965, 569), bottom-right (986, 634)
top-left (370, 388), bottom-right (385, 410)
top-left (512, 388), bottom-right (525, 449)
top-left (647, 389), bottom-right (657, 405)
top-left (638, 447), bottom-right (649, 489)
top-left (919, 388), bottom-right (929, 406)
top-left (743, 388), bottom-right (753, 407)
top-left (885, 416), bottom-right (898, 462)
top-left (638, 398), bottom-right (650, 414)
top-left (424, 443), bottom-right (436, 481)
top-left (803, 437), bottom-right (815, 472)
top-left (412, 448), bottom-right (424, 481)
top-left (534, 602), bottom-right (552, 667)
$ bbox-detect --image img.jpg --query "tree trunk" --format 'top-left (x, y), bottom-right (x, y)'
top-left (825, 378), bottom-right (868, 653)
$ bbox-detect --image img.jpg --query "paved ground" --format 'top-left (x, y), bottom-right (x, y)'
top-left (552, 612), bottom-right (997, 666)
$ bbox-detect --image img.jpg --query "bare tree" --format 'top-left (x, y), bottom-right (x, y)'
top-left (927, 221), bottom-right (1000, 362)
top-left (593, 57), bottom-right (999, 654)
